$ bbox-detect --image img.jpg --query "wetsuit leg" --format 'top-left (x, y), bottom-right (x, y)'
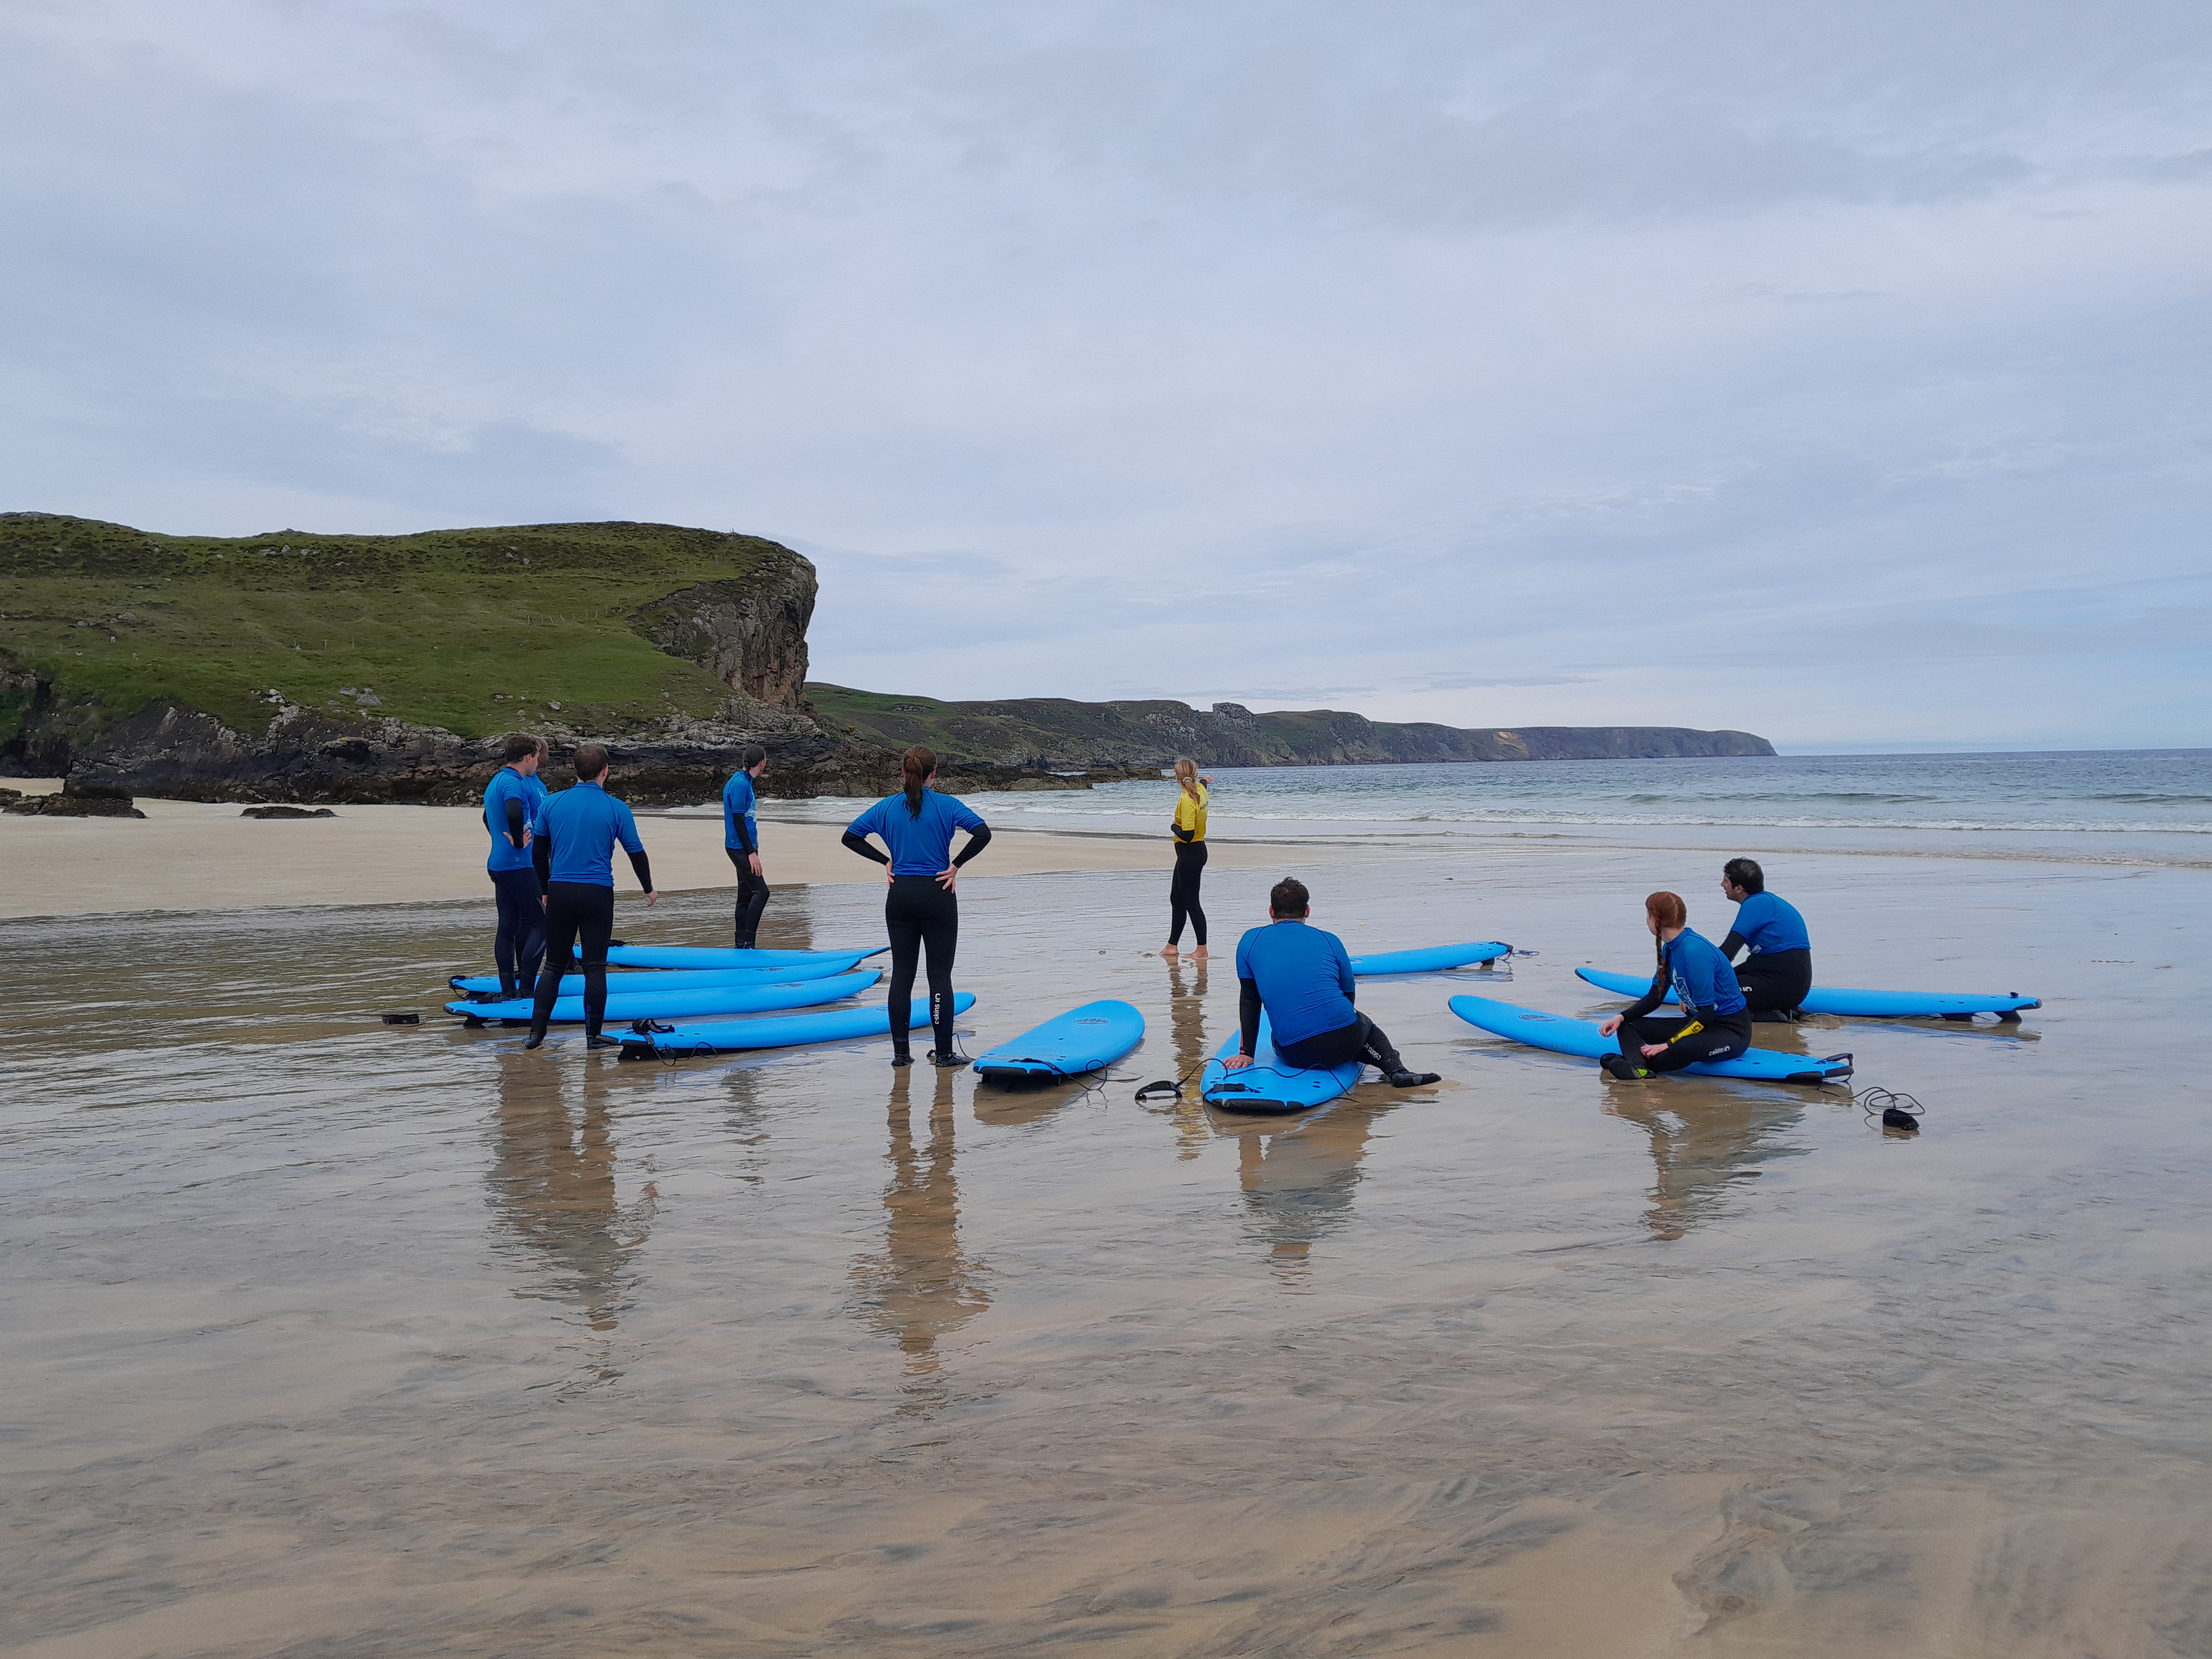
top-left (491, 867), bottom-right (544, 997)
top-left (1733, 949), bottom-right (1813, 1019)
top-left (532, 882), bottom-right (615, 1037)
top-left (884, 876), bottom-right (926, 1058)
top-left (1278, 1013), bottom-right (1407, 1075)
top-left (1618, 1012), bottom-right (1754, 1074)
top-left (727, 847), bottom-right (770, 950)
top-left (1169, 842), bottom-right (1208, 947)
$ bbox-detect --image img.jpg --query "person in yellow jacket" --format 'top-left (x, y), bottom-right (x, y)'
top-left (1161, 756), bottom-right (1213, 960)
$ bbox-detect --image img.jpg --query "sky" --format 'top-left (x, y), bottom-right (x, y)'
top-left (3, 1), bottom-right (2208, 752)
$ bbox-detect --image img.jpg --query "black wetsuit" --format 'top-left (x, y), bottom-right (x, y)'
top-left (727, 844), bottom-right (769, 952)
top-left (1169, 842), bottom-right (1207, 948)
top-left (531, 834), bottom-right (653, 1039)
top-left (1719, 934), bottom-right (1814, 1019)
top-left (490, 795), bottom-right (545, 998)
top-left (1616, 931), bottom-right (1753, 1075)
top-left (841, 807), bottom-right (993, 1059)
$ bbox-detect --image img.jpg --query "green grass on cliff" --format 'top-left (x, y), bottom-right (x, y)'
top-left (0, 516), bottom-right (802, 744)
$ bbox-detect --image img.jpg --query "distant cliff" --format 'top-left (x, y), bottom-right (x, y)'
top-left (809, 685), bottom-right (1774, 768)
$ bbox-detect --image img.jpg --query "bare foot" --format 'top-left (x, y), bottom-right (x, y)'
top-left (1190, 947), bottom-right (1210, 961)
top-left (1160, 944), bottom-right (1180, 958)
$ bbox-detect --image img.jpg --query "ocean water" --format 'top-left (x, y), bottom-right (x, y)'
top-left (755, 748), bottom-right (2212, 864)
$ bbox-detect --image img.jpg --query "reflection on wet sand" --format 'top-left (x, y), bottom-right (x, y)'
top-left (1602, 1079), bottom-right (1809, 1242)
top-left (1161, 958), bottom-right (1212, 1159)
top-left (1225, 1101), bottom-right (1385, 1286)
top-left (484, 1052), bottom-right (655, 1384)
top-left (849, 1065), bottom-right (990, 1413)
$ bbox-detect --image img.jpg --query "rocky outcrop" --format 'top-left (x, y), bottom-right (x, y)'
top-left (630, 566), bottom-right (815, 710)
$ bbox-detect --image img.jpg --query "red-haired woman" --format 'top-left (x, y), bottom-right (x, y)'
top-left (1597, 891), bottom-right (1753, 1080)
top-left (842, 745), bottom-right (992, 1067)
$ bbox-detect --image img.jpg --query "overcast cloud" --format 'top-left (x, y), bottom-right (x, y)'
top-left (4, 0), bottom-right (2208, 749)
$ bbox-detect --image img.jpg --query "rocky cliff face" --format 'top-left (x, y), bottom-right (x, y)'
top-left (808, 685), bottom-right (1776, 769)
top-left (630, 568), bottom-right (814, 709)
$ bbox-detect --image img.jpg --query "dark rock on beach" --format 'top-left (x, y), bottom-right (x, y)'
top-left (240, 805), bottom-right (337, 819)
top-left (3, 792), bottom-right (145, 818)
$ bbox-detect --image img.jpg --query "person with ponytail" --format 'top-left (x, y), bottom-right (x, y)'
top-left (1160, 756), bottom-right (1213, 961)
top-left (1597, 891), bottom-right (1753, 1080)
top-left (841, 746), bottom-right (993, 1066)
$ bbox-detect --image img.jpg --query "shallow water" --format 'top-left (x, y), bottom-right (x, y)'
top-left (3, 845), bottom-right (2209, 1656)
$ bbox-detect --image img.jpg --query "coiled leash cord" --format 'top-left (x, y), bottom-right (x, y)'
top-left (1853, 1084), bottom-right (1925, 1133)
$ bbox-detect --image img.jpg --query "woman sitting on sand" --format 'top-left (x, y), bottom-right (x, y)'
top-left (1161, 757), bottom-right (1212, 961)
top-left (841, 745), bottom-right (993, 1067)
top-left (1597, 891), bottom-right (1753, 1080)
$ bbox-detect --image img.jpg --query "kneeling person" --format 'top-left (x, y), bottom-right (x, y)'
top-left (1598, 890), bottom-right (1752, 1080)
top-left (1718, 857), bottom-right (1812, 1019)
top-left (1223, 878), bottom-right (1439, 1087)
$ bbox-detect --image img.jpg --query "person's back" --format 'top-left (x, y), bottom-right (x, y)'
top-left (1731, 889), bottom-right (1809, 956)
top-left (535, 778), bottom-right (641, 885)
top-left (1234, 915), bottom-right (1355, 1048)
top-left (1224, 878), bottom-right (1438, 1087)
top-left (526, 746), bottom-right (657, 1050)
top-left (1661, 927), bottom-right (1747, 1018)
top-left (1718, 857), bottom-right (1813, 1018)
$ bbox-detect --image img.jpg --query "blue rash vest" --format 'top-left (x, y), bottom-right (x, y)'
top-left (1234, 918), bottom-right (1358, 1048)
top-left (723, 768), bottom-right (759, 853)
top-left (482, 766), bottom-right (548, 874)
top-left (531, 780), bottom-right (645, 887)
top-left (1731, 890), bottom-right (1811, 955)
top-left (845, 789), bottom-right (988, 876)
top-left (1659, 928), bottom-right (1748, 1017)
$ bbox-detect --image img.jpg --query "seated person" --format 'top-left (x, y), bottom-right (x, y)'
top-left (1718, 857), bottom-right (1813, 1019)
top-left (1223, 878), bottom-right (1440, 1087)
top-left (1598, 890), bottom-right (1752, 1080)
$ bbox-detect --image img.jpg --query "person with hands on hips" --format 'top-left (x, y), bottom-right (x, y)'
top-left (840, 745), bottom-right (992, 1068)
top-left (1598, 890), bottom-right (1752, 1080)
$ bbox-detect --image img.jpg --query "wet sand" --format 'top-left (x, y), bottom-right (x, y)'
top-left (2, 840), bottom-right (2208, 1655)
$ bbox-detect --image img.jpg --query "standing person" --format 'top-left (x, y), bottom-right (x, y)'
top-left (1597, 891), bottom-right (1752, 1080)
top-left (525, 745), bottom-right (658, 1052)
top-left (1160, 756), bottom-right (1212, 962)
top-left (841, 745), bottom-right (993, 1067)
top-left (724, 744), bottom-right (770, 950)
top-left (482, 734), bottom-right (550, 998)
top-left (1717, 857), bottom-right (1813, 1019)
top-left (1221, 878), bottom-right (1440, 1087)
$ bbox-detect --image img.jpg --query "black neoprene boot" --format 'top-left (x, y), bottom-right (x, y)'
top-left (1387, 1067), bottom-right (1442, 1086)
top-left (524, 1023), bottom-right (548, 1051)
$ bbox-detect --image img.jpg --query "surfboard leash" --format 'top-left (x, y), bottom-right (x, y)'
top-left (1852, 1084), bottom-right (1924, 1133)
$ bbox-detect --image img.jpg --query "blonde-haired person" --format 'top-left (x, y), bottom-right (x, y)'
top-left (1160, 757), bottom-right (1213, 960)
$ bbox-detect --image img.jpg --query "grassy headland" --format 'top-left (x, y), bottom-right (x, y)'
top-left (0, 515), bottom-right (807, 750)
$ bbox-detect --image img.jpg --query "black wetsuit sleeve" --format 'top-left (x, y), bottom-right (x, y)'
top-left (842, 830), bottom-right (890, 865)
top-left (1622, 964), bottom-right (1669, 1022)
top-left (951, 824), bottom-right (993, 867)
top-left (628, 849), bottom-right (653, 892)
top-left (1718, 930), bottom-right (1746, 962)
top-left (730, 812), bottom-right (755, 854)
top-left (1239, 978), bottom-right (1262, 1057)
top-left (532, 833), bottom-right (552, 887)
top-left (1172, 823), bottom-right (1194, 844)
top-left (504, 797), bottom-right (527, 847)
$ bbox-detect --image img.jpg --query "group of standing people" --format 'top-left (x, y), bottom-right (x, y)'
top-left (479, 737), bottom-right (1814, 1087)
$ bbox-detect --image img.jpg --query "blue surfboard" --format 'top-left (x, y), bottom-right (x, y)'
top-left (448, 956), bottom-right (874, 998)
top-left (448, 969), bottom-right (879, 1026)
top-left (1574, 966), bottom-right (2039, 1022)
top-left (971, 1000), bottom-right (1144, 1085)
top-left (1349, 940), bottom-right (1510, 975)
top-left (618, 992), bottom-right (978, 1060)
top-left (1199, 1015), bottom-right (1365, 1115)
top-left (1449, 993), bottom-right (1851, 1084)
top-left (603, 944), bottom-right (889, 971)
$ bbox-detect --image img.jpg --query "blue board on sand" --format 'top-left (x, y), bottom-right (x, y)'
top-left (1199, 1015), bottom-right (1365, 1116)
top-left (446, 969), bottom-right (879, 1026)
top-left (619, 992), bottom-right (978, 1059)
top-left (1448, 993), bottom-right (1852, 1085)
top-left (1573, 966), bottom-right (2039, 1021)
top-left (970, 999), bottom-right (1145, 1085)
top-left (1348, 940), bottom-right (1511, 975)
top-left (603, 944), bottom-right (889, 971)
top-left (449, 956), bottom-right (875, 998)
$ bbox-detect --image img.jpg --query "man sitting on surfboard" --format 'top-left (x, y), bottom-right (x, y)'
top-left (1222, 878), bottom-right (1441, 1087)
top-left (1718, 858), bottom-right (1813, 1020)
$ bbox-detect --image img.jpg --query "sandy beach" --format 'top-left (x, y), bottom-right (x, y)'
top-left (0, 780), bottom-right (1358, 919)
